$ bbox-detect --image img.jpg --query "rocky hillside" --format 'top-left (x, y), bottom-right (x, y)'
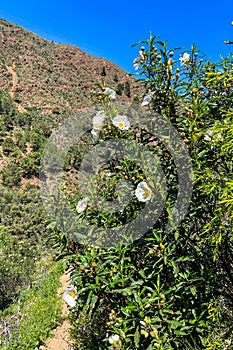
top-left (0, 18), bottom-right (141, 114)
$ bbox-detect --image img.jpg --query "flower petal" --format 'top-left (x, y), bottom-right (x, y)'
top-left (76, 197), bottom-right (88, 213)
top-left (93, 110), bottom-right (106, 131)
top-left (135, 181), bottom-right (152, 202)
top-left (109, 334), bottom-right (120, 344)
top-left (104, 87), bottom-right (116, 100)
top-left (112, 115), bottom-right (130, 130)
top-left (63, 285), bottom-right (77, 307)
top-left (141, 91), bottom-right (155, 106)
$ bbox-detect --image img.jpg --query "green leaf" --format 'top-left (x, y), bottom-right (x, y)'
top-left (134, 327), bottom-right (140, 348)
top-left (146, 345), bottom-right (154, 350)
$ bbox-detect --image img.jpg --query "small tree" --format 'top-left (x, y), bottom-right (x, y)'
top-left (113, 73), bottom-right (118, 82)
top-left (124, 80), bottom-right (131, 97)
top-left (100, 66), bottom-right (106, 76)
top-left (2, 137), bottom-right (17, 156)
top-left (116, 83), bottom-right (124, 95)
top-left (1, 162), bottom-right (22, 187)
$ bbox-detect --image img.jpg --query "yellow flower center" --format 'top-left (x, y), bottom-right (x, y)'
top-left (145, 189), bottom-right (151, 197)
top-left (70, 291), bottom-right (76, 298)
top-left (118, 122), bottom-right (124, 128)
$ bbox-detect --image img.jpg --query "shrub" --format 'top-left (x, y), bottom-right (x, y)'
top-left (101, 66), bottom-right (107, 76)
top-left (0, 187), bottom-right (54, 308)
top-left (45, 35), bottom-right (233, 349)
top-left (116, 83), bottom-right (124, 95)
top-left (124, 81), bottom-right (131, 97)
top-left (2, 138), bottom-right (17, 157)
top-left (0, 260), bottom-right (65, 349)
top-left (1, 163), bottom-right (22, 187)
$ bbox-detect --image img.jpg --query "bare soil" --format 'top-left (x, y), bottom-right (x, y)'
top-left (5, 64), bottom-right (26, 113)
top-left (39, 272), bottom-right (74, 350)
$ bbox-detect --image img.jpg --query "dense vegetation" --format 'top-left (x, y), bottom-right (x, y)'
top-left (47, 35), bottom-right (232, 349)
top-left (0, 30), bottom-right (232, 350)
top-left (0, 260), bottom-right (64, 349)
top-left (0, 90), bottom-right (65, 347)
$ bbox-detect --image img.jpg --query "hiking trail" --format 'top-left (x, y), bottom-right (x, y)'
top-left (39, 272), bottom-right (74, 350)
top-left (6, 63), bottom-right (26, 113)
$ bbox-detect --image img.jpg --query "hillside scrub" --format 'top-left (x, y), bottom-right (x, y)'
top-left (0, 260), bottom-right (65, 349)
top-left (0, 19), bottom-right (141, 114)
top-left (0, 89), bottom-right (61, 309)
top-left (46, 35), bottom-right (233, 350)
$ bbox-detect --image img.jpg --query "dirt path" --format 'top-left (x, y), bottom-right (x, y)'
top-left (39, 272), bottom-right (74, 350)
top-left (6, 64), bottom-right (26, 113)
top-left (6, 63), bottom-right (17, 99)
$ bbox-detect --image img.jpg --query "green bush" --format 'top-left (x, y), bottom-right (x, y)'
top-left (116, 83), bottom-right (124, 96)
top-left (0, 187), bottom-right (54, 307)
top-left (0, 229), bottom-right (42, 310)
top-left (124, 81), bottom-right (131, 97)
top-left (101, 66), bottom-right (107, 76)
top-left (0, 260), bottom-right (65, 349)
top-left (2, 138), bottom-right (17, 157)
top-left (45, 34), bottom-right (233, 350)
top-left (20, 152), bottom-right (41, 178)
top-left (1, 162), bottom-right (22, 187)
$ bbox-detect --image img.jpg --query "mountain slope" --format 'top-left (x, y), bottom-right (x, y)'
top-left (0, 19), bottom-right (140, 114)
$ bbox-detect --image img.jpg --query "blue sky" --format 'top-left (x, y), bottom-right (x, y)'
top-left (1, 0), bottom-right (233, 73)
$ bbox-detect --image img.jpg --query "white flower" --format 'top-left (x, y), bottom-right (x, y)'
top-left (203, 134), bottom-right (211, 141)
top-left (76, 197), bottom-right (88, 213)
top-left (91, 129), bottom-right (99, 142)
top-left (204, 129), bottom-right (213, 141)
top-left (93, 110), bottom-right (106, 131)
top-left (133, 59), bottom-right (141, 70)
top-left (109, 334), bottom-right (120, 345)
top-left (91, 110), bottom-right (106, 142)
top-left (179, 52), bottom-right (190, 66)
top-left (104, 87), bottom-right (116, 100)
top-left (63, 285), bottom-right (77, 307)
top-left (133, 47), bottom-right (145, 70)
top-left (206, 129), bottom-right (214, 136)
top-left (204, 129), bottom-right (222, 142)
top-left (141, 91), bottom-right (155, 106)
top-left (135, 181), bottom-right (152, 202)
top-left (112, 115), bottom-right (130, 130)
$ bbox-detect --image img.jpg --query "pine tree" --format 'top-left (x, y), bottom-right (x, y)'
top-left (101, 66), bottom-right (106, 76)
top-left (124, 81), bottom-right (131, 97)
top-left (113, 73), bottom-right (119, 82)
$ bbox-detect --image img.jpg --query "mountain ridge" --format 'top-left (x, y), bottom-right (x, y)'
top-left (0, 18), bottom-right (141, 114)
